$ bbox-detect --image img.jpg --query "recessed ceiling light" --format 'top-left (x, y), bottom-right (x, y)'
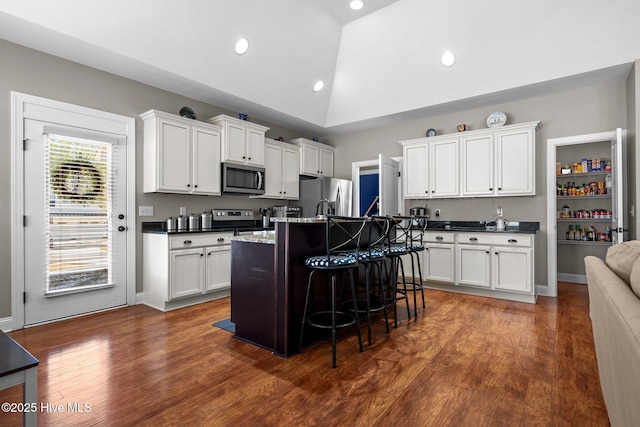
top-left (441, 50), bottom-right (456, 67)
top-left (313, 80), bottom-right (325, 92)
top-left (350, 0), bottom-right (364, 10)
top-left (234, 38), bottom-right (249, 55)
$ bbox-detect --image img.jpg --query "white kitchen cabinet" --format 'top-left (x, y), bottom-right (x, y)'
top-left (141, 109), bottom-right (222, 195)
top-left (289, 138), bottom-right (335, 177)
top-left (457, 244), bottom-right (492, 288)
top-left (424, 232), bottom-right (456, 283)
top-left (207, 114), bottom-right (269, 166)
top-left (456, 232), bottom-right (534, 294)
top-left (205, 246), bottom-right (231, 292)
top-left (170, 247), bottom-right (205, 299)
top-left (460, 122), bottom-right (538, 197)
top-left (401, 137), bottom-right (459, 199)
top-left (143, 232), bottom-right (233, 311)
top-left (492, 246), bottom-right (532, 292)
top-left (259, 139), bottom-right (300, 199)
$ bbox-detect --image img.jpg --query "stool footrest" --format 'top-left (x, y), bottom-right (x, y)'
top-left (307, 311), bottom-right (357, 329)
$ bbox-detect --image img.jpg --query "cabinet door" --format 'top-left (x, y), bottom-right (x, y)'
top-left (431, 138), bottom-right (459, 197)
top-left (192, 125), bottom-right (221, 195)
top-left (169, 248), bottom-right (204, 300)
top-left (456, 244), bottom-right (491, 288)
top-left (225, 122), bottom-right (247, 163)
top-left (492, 247), bottom-right (532, 292)
top-left (496, 127), bottom-right (534, 195)
top-left (262, 143), bottom-right (283, 198)
top-left (205, 246), bottom-right (231, 292)
top-left (246, 128), bottom-right (265, 166)
top-left (158, 118), bottom-right (191, 192)
top-left (282, 146), bottom-right (300, 199)
top-left (462, 134), bottom-right (494, 196)
top-left (425, 244), bottom-right (455, 283)
top-left (319, 147), bottom-right (334, 177)
top-left (300, 143), bottom-right (320, 176)
top-left (404, 143), bottom-right (429, 198)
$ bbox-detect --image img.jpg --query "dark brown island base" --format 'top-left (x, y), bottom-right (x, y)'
top-left (231, 219), bottom-right (329, 357)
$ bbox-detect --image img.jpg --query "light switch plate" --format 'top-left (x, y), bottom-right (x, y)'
top-left (139, 205), bottom-right (154, 216)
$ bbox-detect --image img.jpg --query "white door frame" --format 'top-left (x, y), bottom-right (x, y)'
top-left (11, 92), bottom-right (137, 330)
top-left (546, 130), bottom-right (618, 298)
top-left (351, 156), bottom-right (403, 216)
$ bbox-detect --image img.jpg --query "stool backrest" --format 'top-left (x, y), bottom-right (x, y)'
top-left (326, 215), bottom-right (367, 259)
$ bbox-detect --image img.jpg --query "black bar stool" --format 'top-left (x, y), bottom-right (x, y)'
top-left (344, 218), bottom-right (390, 345)
top-left (298, 215), bottom-right (366, 368)
top-left (400, 215), bottom-right (428, 316)
top-left (373, 215), bottom-right (411, 328)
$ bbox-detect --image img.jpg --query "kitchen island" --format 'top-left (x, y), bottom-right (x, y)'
top-left (230, 218), bottom-right (328, 357)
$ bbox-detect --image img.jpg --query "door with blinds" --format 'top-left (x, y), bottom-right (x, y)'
top-left (23, 118), bottom-right (128, 325)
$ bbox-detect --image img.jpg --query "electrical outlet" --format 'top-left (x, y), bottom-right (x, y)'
top-left (138, 205), bottom-right (154, 216)
top-left (179, 207), bottom-right (187, 216)
top-left (435, 209), bottom-right (441, 217)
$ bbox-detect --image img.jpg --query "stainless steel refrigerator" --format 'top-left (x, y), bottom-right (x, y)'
top-left (298, 176), bottom-right (353, 217)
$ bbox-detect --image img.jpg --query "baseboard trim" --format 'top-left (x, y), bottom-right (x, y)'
top-left (0, 317), bottom-right (14, 332)
top-left (558, 273), bottom-right (587, 284)
top-left (136, 292), bottom-right (144, 305)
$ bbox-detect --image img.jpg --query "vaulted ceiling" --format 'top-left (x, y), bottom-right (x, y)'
top-left (1, 0), bottom-right (639, 136)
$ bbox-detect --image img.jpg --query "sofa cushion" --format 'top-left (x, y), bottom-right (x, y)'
top-left (629, 255), bottom-right (640, 298)
top-left (606, 241), bottom-right (640, 285)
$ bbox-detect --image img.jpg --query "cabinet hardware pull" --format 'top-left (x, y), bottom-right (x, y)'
top-left (208, 252), bottom-right (212, 256)
top-left (469, 237), bottom-right (478, 241)
top-left (489, 188), bottom-right (493, 191)
top-left (436, 236), bottom-right (443, 240)
top-left (508, 239), bottom-right (517, 243)
top-left (248, 157), bottom-right (252, 160)
top-left (194, 184), bottom-right (198, 188)
top-left (486, 251), bottom-right (490, 254)
top-left (242, 156), bottom-right (246, 159)
top-left (495, 252), bottom-right (499, 255)
top-left (200, 253), bottom-right (204, 257)
top-left (217, 238), bottom-right (225, 242)
top-left (187, 184), bottom-right (191, 187)
top-left (184, 240), bottom-right (192, 244)
top-left (425, 190), bottom-right (428, 193)
top-left (498, 187), bottom-right (502, 190)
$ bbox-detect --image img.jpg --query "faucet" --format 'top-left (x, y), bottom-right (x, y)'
top-left (315, 199), bottom-right (331, 217)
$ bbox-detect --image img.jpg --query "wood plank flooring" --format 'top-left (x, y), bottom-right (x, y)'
top-left (1, 282), bottom-right (609, 426)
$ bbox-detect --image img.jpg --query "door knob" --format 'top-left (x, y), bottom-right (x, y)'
top-left (118, 226), bottom-right (127, 232)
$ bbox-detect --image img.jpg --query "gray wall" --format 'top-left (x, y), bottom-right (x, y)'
top-left (626, 61), bottom-right (638, 239)
top-left (0, 37), bottom-right (636, 319)
top-left (326, 82), bottom-right (631, 288)
top-left (0, 39), bottom-right (309, 318)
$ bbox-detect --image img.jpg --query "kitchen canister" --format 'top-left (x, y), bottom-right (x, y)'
top-left (177, 215), bottom-right (188, 231)
top-left (166, 217), bottom-right (177, 232)
top-left (188, 213), bottom-right (200, 231)
top-left (201, 211), bottom-right (212, 230)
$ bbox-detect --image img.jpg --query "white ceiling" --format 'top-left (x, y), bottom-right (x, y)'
top-left (0, 0), bottom-right (639, 136)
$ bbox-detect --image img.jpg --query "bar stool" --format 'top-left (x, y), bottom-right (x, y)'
top-left (298, 215), bottom-right (366, 368)
top-left (401, 215), bottom-right (428, 316)
top-left (373, 215), bottom-right (411, 328)
top-left (343, 217), bottom-right (390, 345)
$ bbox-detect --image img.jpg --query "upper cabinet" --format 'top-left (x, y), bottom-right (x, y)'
top-left (141, 110), bottom-right (222, 195)
top-left (207, 115), bottom-right (269, 167)
top-left (289, 138), bottom-right (335, 177)
top-left (258, 138), bottom-right (300, 200)
top-left (401, 136), bottom-right (459, 199)
top-left (401, 121), bottom-right (539, 200)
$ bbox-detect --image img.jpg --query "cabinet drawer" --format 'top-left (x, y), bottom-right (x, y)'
top-left (424, 231), bottom-right (455, 244)
top-left (456, 233), bottom-right (532, 247)
top-left (169, 232), bottom-right (234, 249)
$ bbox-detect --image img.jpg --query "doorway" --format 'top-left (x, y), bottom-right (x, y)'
top-left (352, 154), bottom-right (403, 217)
top-left (11, 92), bottom-right (136, 328)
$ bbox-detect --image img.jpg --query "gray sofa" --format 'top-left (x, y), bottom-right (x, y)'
top-left (585, 241), bottom-right (640, 427)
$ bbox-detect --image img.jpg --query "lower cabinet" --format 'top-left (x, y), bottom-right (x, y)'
top-left (143, 232), bottom-right (232, 311)
top-left (401, 231), bottom-right (535, 303)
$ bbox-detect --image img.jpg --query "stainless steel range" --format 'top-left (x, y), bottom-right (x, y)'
top-left (211, 209), bottom-right (257, 234)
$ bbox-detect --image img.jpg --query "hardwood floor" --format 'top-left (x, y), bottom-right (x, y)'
top-left (1, 282), bottom-right (609, 426)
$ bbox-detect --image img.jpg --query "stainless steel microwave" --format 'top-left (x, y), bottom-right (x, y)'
top-left (221, 163), bottom-right (265, 195)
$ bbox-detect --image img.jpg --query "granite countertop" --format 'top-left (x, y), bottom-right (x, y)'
top-left (231, 231), bottom-right (276, 244)
top-left (425, 221), bottom-right (540, 234)
top-left (142, 221), bottom-right (273, 235)
top-left (271, 217), bottom-right (327, 223)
